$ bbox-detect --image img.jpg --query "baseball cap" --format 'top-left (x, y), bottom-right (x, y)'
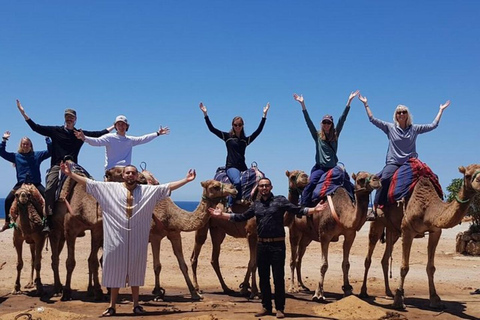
top-left (115, 115), bottom-right (128, 124)
top-left (322, 114), bottom-right (333, 123)
top-left (64, 108), bottom-right (77, 117)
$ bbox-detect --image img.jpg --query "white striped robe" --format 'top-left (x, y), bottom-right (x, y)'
top-left (86, 180), bottom-right (170, 288)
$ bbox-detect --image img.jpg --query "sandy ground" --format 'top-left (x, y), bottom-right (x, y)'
top-left (0, 218), bottom-right (479, 320)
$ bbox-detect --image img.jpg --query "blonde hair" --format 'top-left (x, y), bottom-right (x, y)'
top-left (17, 137), bottom-right (33, 153)
top-left (393, 105), bottom-right (413, 127)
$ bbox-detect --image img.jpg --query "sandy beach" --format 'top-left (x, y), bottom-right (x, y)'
top-left (0, 217), bottom-right (479, 320)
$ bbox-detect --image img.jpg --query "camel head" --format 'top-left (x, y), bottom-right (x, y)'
top-left (352, 172), bottom-right (381, 194)
top-left (458, 164), bottom-right (480, 194)
top-left (285, 170), bottom-right (309, 190)
top-left (201, 180), bottom-right (237, 202)
top-left (15, 186), bottom-right (33, 205)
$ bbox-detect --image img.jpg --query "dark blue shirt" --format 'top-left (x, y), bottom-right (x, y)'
top-left (229, 194), bottom-right (308, 238)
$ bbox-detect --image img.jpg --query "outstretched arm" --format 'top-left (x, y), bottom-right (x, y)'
top-left (433, 100), bottom-right (450, 123)
top-left (359, 94), bottom-right (373, 118)
top-left (168, 169), bottom-right (196, 191)
top-left (293, 93), bottom-right (307, 111)
top-left (60, 161), bottom-right (88, 186)
top-left (157, 126), bottom-right (170, 136)
top-left (16, 100), bottom-right (30, 120)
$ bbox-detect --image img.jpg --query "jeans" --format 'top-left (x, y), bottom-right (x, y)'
top-left (301, 165), bottom-right (329, 206)
top-left (257, 241), bottom-right (286, 312)
top-left (45, 165), bottom-right (61, 216)
top-left (374, 164), bottom-right (401, 206)
top-left (226, 167), bottom-right (242, 205)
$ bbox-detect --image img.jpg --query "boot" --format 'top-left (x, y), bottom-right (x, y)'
top-left (1, 216), bottom-right (11, 232)
top-left (42, 215), bottom-right (52, 234)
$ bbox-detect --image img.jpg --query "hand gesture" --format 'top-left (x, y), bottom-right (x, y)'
top-left (312, 200), bottom-right (327, 214)
top-left (199, 102), bottom-right (207, 116)
top-left (186, 169), bottom-right (196, 182)
top-left (158, 126), bottom-right (170, 135)
top-left (208, 207), bottom-right (223, 217)
top-left (440, 100), bottom-right (450, 111)
top-left (60, 161), bottom-right (72, 176)
top-left (74, 129), bottom-right (85, 141)
top-left (263, 102), bottom-right (270, 116)
top-left (293, 93), bottom-right (304, 104)
top-left (347, 90), bottom-right (360, 105)
top-left (3, 131), bottom-right (11, 140)
top-left (358, 94), bottom-right (368, 106)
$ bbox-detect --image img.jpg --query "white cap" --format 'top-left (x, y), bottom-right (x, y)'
top-left (115, 115), bottom-right (128, 124)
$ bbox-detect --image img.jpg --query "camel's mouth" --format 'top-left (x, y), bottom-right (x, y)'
top-left (17, 192), bottom-right (29, 204)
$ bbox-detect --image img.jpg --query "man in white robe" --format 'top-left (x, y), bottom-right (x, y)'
top-left (60, 161), bottom-right (196, 317)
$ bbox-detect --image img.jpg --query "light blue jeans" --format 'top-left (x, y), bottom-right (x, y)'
top-left (226, 167), bottom-right (242, 206)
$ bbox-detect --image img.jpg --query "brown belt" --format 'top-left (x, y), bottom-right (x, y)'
top-left (258, 237), bottom-right (285, 243)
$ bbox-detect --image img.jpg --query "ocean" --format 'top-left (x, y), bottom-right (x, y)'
top-left (0, 199), bottom-right (199, 219)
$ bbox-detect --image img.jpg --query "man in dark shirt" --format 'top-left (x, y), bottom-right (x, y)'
top-left (210, 178), bottom-right (326, 319)
top-left (16, 99), bottom-right (113, 232)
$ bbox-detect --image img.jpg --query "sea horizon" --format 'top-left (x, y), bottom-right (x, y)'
top-left (0, 199), bottom-right (199, 220)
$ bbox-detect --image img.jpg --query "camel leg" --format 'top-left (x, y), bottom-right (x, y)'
top-left (25, 243), bottom-right (35, 289)
top-left (288, 227), bottom-right (300, 293)
top-left (13, 233), bottom-right (24, 294)
top-left (246, 233), bottom-right (258, 299)
top-left (190, 224), bottom-right (209, 293)
top-left (209, 228), bottom-right (234, 294)
top-left (426, 230), bottom-right (444, 309)
top-left (33, 238), bottom-right (45, 296)
top-left (62, 227), bottom-right (77, 301)
top-left (151, 233), bottom-right (166, 300)
top-left (167, 232), bottom-right (203, 301)
top-left (393, 230), bottom-right (414, 310)
top-left (341, 232), bottom-right (355, 297)
top-left (50, 232), bottom-right (65, 295)
top-left (88, 228), bottom-right (103, 301)
top-left (312, 239), bottom-right (330, 302)
top-left (381, 230), bottom-right (400, 297)
top-left (295, 236), bottom-right (313, 292)
top-left (360, 221), bottom-right (383, 298)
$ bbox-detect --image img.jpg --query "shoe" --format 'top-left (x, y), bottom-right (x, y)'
top-left (101, 307), bottom-right (116, 317)
top-left (0, 223), bottom-right (9, 232)
top-left (255, 307), bottom-right (272, 317)
top-left (276, 310), bottom-right (285, 319)
top-left (471, 288), bottom-right (480, 295)
top-left (133, 305), bottom-right (146, 315)
top-left (42, 223), bottom-right (50, 234)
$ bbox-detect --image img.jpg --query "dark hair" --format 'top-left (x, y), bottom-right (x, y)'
top-left (123, 165), bottom-right (138, 173)
top-left (229, 116), bottom-right (246, 138)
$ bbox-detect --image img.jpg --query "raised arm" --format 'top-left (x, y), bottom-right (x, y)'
top-left (433, 100), bottom-right (450, 123)
top-left (293, 93), bottom-right (307, 111)
top-left (16, 100), bottom-right (30, 120)
top-left (359, 94), bottom-right (373, 118)
top-left (168, 169), bottom-right (196, 191)
top-left (262, 102), bottom-right (270, 118)
top-left (60, 161), bottom-right (88, 186)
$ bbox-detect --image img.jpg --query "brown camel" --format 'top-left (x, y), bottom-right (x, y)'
top-left (393, 164), bottom-right (480, 310)
top-left (286, 171), bottom-right (381, 301)
top-left (190, 200), bottom-right (258, 298)
top-left (10, 184), bottom-right (47, 296)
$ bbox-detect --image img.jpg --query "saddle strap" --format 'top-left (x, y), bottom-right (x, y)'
top-left (327, 195), bottom-right (343, 228)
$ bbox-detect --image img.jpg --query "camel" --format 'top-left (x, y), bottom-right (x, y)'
top-left (393, 164), bottom-right (480, 310)
top-left (286, 171), bottom-right (381, 301)
top-left (10, 184), bottom-right (47, 296)
top-left (190, 200), bottom-right (258, 298)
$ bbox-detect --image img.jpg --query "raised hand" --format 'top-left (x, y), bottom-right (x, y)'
top-left (263, 102), bottom-right (270, 116)
top-left (440, 100), bottom-right (451, 111)
top-left (74, 129), bottom-right (85, 141)
top-left (157, 126), bottom-right (170, 135)
top-left (347, 90), bottom-right (360, 105)
top-left (16, 99), bottom-right (29, 120)
top-left (358, 94), bottom-right (368, 106)
top-left (3, 131), bottom-right (11, 140)
top-left (186, 169), bottom-right (196, 182)
top-left (199, 102), bottom-right (207, 116)
top-left (293, 93), bottom-right (304, 104)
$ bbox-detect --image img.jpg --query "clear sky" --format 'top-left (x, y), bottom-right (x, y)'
top-left (0, 1), bottom-right (478, 201)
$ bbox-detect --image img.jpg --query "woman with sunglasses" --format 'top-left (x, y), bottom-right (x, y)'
top-left (0, 131), bottom-right (51, 232)
top-left (358, 94), bottom-right (450, 209)
top-left (199, 102), bottom-right (269, 205)
top-left (293, 90), bottom-right (359, 206)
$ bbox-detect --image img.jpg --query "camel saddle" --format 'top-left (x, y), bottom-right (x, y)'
top-left (311, 165), bottom-right (355, 204)
top-left (214, 162), bottom-right (265, 201)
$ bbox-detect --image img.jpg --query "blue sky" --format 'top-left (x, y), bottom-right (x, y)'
top-left (0, 1), bottom-right (478, 201)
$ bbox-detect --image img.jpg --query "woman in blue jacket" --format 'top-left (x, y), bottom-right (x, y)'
top-left (0, 131), bottom-right (51, 231)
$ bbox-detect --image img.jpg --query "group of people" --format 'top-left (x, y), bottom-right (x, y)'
top-left (0, 92), bottom-right (452, 318)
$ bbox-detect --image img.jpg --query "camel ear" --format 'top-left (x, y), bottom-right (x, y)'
top-left (285, 170), bottom-right (290, 177)
top-left (458, 166), bottom-right (466, 174)
top-left (351, 172), bottom-right (357, 180)
top-left (201, 181), bottom-right (207, 188)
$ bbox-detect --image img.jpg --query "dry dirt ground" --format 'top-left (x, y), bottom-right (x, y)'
top-left (0, 218), bottom-right (479, 320)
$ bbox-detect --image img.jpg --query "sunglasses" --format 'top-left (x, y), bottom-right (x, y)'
top-left (258, 184), bottom-right (271, 188)
top-left (233, 123), bottom-right (243, 127)
top-left (396, 111), bottom-right (408, 115)
top-left (322, 121), bottom-right (332, 125)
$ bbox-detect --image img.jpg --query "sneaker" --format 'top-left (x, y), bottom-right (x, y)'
top-left (276, 310), bottom-right (285, 319)
top-left (0, 223), bottom-right (10, 232)
top-left (255, 307), bottom-right (272, 317)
